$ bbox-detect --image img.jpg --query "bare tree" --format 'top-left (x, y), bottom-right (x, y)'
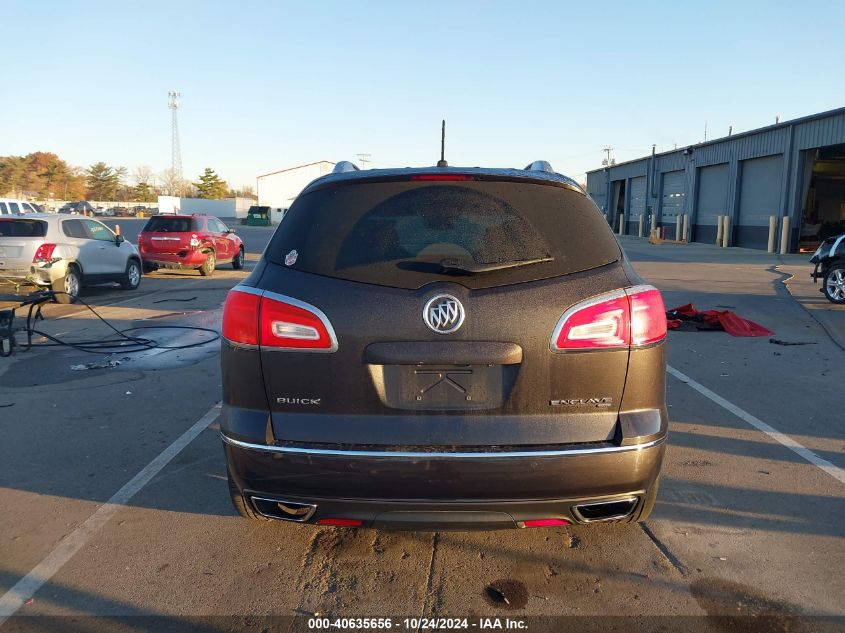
top-left (159, 168), bottom-right (190, 196)
top-left (133, 165), bottom-right (156, 188)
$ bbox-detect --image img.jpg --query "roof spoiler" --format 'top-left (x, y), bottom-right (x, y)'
top-left (332, 161), bottom-right (360, 174)
top-left (524, 160), bottom-right (555, 173)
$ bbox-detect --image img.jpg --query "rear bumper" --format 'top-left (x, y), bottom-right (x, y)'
top-left (141, 251), bottom-right (207, 269)
top-left (222, 433), bottom-right (666, 529)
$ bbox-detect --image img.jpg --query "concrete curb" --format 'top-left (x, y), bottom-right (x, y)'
top-left (777, 265), bottom-right (845, 352)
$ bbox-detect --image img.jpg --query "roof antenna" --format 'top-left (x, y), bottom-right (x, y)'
top-left (436, 119), bottom-right (448, 167)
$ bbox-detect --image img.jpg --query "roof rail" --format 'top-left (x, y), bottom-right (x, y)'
top-left (332, 161), bottom-right (360, 174)
top-left (524, 160), bottom-right (555, 173)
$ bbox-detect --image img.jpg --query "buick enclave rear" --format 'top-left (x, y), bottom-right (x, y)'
top-left (220, 162), bottom-right (667, 530)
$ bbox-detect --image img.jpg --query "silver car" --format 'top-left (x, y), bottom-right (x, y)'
top-left (0, 214), bottom-right (142, 303)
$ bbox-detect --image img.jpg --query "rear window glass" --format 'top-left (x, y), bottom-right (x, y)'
top-left (142, 217), bottom-right (196, 232)
top-left (267, 180), bottom-right (620, 290)
top-left (0, 219), bottom-right (48, 237)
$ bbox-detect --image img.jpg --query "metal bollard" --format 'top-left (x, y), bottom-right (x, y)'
top-left (779, 216), bottom-right (790, 255)
top-left (716, 216), bottom-right (724, 245)
top-left (681, 214), bottom-right (689, 242)
top-left (618, 215), bottom-right (625, 235)
top-left (638, 215), bottom-right (645, 238)
top-left (675, 215), bottom-right (682, 241)
top-left (767, 216), bottom-right (777, 253)
top-left (722, 216), bottom-right (731, 247)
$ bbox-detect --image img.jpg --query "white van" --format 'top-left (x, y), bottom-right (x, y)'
top-left (0, 199), bottom-right (40, 215)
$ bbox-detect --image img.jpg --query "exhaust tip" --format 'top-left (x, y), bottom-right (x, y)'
top-left (572, 497), bottom-right (638, 523)
top-left (250, 496), bottom-right (317, 522)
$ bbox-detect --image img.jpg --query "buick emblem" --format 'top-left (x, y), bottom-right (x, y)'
top-left (423, 294), bottom-right (465, 334)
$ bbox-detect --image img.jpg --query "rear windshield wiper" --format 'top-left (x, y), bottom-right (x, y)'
top-left (397, 257), bottom-right (554, 275)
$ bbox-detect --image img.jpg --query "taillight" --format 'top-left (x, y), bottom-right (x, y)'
top-left (551, 291), bottom-right (629, 350)
top-left (550, 285), bottom-right (666, 351)
top-left (259, 291), bottom-right (337, 351)
top-left (628, 287), bottom-right (667, 345)
top-left (222, 288), bottom-right (261, 346)
top-left (33, 243), bottom-right (57, 263)
top-left (221, 287), bottom-right (337, 352)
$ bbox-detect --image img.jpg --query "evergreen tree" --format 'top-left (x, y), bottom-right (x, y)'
top-left (193, 167), bottom-right (229, 199)
top-left (86, 162), bottom-right (119, 200)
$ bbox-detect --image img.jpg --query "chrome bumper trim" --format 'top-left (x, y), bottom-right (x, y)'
top-left (220, 433), bottom-right (665, 459)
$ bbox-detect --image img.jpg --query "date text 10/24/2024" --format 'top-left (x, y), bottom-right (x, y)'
top-left (307, 618), bottom-right (527, 630)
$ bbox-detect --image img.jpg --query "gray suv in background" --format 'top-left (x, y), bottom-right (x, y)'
top-left (0, 214), bottom-right (142, 303)
top-left (220, 161), bottom-right (668, 530)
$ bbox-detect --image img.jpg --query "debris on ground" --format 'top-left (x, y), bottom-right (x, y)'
top-left (152, 296), bottom-right (198, 304)
top-left (769, 338), bottom-right (817, 346)
top-left (484, 579), bottom-right (529, 610)
top-left (666, 304), bottom-right (773, 337)
top-left (70, 356), bottom-right (132, 371)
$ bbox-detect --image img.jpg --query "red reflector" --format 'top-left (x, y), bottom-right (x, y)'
top-left (410, 174), bottom-right (474, 181)
top-left (627, 287), bottom-right (667, 346)
top-left (523, 519), bottom-right (571, 527)
top-left (317, 518), bottom-right (363, 526)
top-left (222, 288), bottom-right (261, 346)
top-left (32, 243), bottom-right (57, 263)
top-left (259, 293), bottom-right (336, 350)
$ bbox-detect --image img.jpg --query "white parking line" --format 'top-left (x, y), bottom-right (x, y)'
top-left (667, 365), bottom-right (845, 486)
top-left (0, 404), bottom-right (221, 625)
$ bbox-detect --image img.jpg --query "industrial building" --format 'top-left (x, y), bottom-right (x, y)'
top-left (157, 195), bottom-right (254, 219)
top-left (586, 107), bottom-right (845, 252)
top-left (256, 161), bottom-right (334, 219)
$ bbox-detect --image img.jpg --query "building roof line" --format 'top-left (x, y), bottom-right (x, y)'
top-left (257, 160), bottom-right (336, 179)
top-left (587, 105), bottom-right (845, 175)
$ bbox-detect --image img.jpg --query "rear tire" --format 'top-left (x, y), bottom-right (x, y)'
top-left (121, 259), bottom-right (141, 290)
top-left (52, 266), bottom-right (81, 304)
top-left (823, 265), bottom-right (845, 304)
top-left (227, 469), bottom-right (268, 521)
top-left (635, 478), bottom-right (660, 522)
top-left (199, 251), bottom-right (216, 277)
top-left (232, 246), bottom-right (245, 270)
top-left (142, 262), bottom-right (156, 274)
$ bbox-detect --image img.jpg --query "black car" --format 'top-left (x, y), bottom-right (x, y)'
top-left (810, 233), bottom-right (845, 304)
top-left (58, 201), bottom-right (95, 217)
top-left (220, 161), bottom-right (668, 530)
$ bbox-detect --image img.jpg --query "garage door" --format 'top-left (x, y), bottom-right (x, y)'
top-left (587, 178), bottom-right (606, 216)
top-left (661, 170), bottom-right (686, 238)
top-left (737, 154), bottom-right (783, 249)
top-left (626, 176), bottom-right (647, 234)
top-left (694, 163), bottom-right (729, 244)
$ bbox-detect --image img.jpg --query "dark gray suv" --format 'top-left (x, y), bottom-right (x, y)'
top-left (220, 161), bottom-right (667, 530)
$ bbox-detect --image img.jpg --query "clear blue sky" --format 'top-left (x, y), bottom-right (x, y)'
top-left (3, 0), bottom-right (844, 188)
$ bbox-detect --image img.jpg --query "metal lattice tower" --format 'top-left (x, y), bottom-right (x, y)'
top-left (168, 91), bottom-right (182, 182)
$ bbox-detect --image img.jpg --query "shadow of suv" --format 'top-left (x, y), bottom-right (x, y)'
top-left (220, 161), bottom-right (668, 530)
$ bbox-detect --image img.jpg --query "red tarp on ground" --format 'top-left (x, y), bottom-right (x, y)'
top-left (666, 304), bottom-right (773, 337)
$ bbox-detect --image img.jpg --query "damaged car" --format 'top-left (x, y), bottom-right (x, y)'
top-left (0, 215), bottom-right (141, 303)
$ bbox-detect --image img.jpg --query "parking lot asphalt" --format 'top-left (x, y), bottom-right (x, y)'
top-left (0, 229), bottom-right (842, 631)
